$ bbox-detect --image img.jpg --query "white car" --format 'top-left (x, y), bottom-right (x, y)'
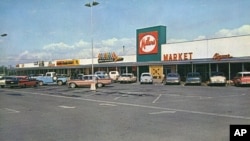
top-left (118, 73), bottom-right (137, 83)
top-left (209, 72), bottom-right (226, 86)
top-left (109, 71), bottom-right (120, 82)
top-left (140, 72), bottom-right (153, 84)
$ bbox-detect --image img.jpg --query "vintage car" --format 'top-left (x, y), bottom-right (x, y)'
top-left (109, 71), bottom-right (120, 82)
top-left (5, 76), bottom-right (21, 88)
top-left (67, 75), bottom-right (112, 88)
top-left (0, 76), bottom-right (8, 88)
top-left (208, 72), bottom-right (226, 86)
top-left (118, 73), bottom-right (137, 83)
top-left (185, 72), bottom-right (202, 85)
top-left (18, 76), bottom-right (39, 87)
top-left (165, 73), bottom-right (181, 85)
top-left (36, 72), bottom-right (68, 86)
top-left (94, 71), bottom-right (109, 78)
top-left (5, 76), bottom-right (38, 88)
top-left (140, 72), bottom-right (153, 84)
top-left (233, 71), bottom-right (250, 86)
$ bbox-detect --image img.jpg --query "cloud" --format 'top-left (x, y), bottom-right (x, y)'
top-left (101, 38), bottom-right (118, 46)
top-left (43, 42), bottom-right (74, 50)
top-left (74, 40), bottom-right (89, 48)
top-left (36, 38), bottom-right (136, 61)
top-left (168, 24), bottom-right (250, 43)
top-left (194, 35), bottom-right (206, 40)
top-left (215, 24), bottom-right (250, 38)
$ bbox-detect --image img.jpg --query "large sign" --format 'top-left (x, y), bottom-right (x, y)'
top-left (138, 31), bottom-right (158, 55)
top-left (56, 59), bottom-right (79, 66)
top-left (98, 52), bottom-right (123, 63)
top-left (137, 26), bottom-right (166, 62)
top-left (163, 52), bottom-right (193, 61)
top-left (149, 65), bottom-right (163, 80)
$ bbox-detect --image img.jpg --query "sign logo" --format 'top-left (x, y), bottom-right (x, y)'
top-left (213, 53), bottom-right (232, 61)
top-left (138, 31), bottom-right (158, 54)
top-left (230, 125), bottom-right (249, 141)
top-left (98, 52), bottom-right (124, 63)
top-left (56, 59), bottom-right (79, 66)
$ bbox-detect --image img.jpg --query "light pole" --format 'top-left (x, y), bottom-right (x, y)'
top-left (85, 1), bottom-right (99, 75)
top-left (1, 33), bottom-right (7, 75)
top-left (85, 1), bottom-right (99, 90)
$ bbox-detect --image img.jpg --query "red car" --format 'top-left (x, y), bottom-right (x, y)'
top-left (233, 72), bottom-right (250, 86)
top-left (18, 76), bottom-right (38, 88)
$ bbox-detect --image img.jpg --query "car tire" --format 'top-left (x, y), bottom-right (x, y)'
top-left (97, 83), bottom-right (103, 88)
top-left (57, 81), bottom-right (63, 86)
top-left (69, 83), bottom-right (76, 88)
top-left (39, 81), bottom-right (43, 86)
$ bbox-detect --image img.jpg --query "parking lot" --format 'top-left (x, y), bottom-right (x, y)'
top-left (1, 83), bottom-right (250, 141)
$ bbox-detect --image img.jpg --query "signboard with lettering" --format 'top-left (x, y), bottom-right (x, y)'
top-left (56, 59), bottom-right (79, 66)
top-left (137, 26), bottom-right (166, 62)
top-left (162, 35), bottom-right (250, 61)
top-left (212, 53), bottom-right (232, 61)
top-left (138, 31), bottom-right (158, 55)
top-left (163, 52), bottom-right (193, 61)
top-left (98, 52), bottom-right (124, 63)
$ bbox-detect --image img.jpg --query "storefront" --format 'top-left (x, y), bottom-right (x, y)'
top-left (161, 35), bottom-right (250, 81)
top-left (14, 25), bottom-right (250, 83)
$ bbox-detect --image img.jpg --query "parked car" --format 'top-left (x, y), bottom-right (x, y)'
top-left (5, 76), bottom-right (21, 88)
top-left (67, 75), bottom-right (112, 88)
top-left (140, 72), bottom-right (153, 84)
top-left (118, 73), bottom-right (137, 83)
top-left (185, 72), bottom-right (202, 85)
top-left (18, 76), bottom-right (39, 88)
top-left (94, 71), bottom-right (109, 79)
top-left (109, 71), bottom-right (120, 82)
top-left (36, 72), bottom-right (68, 86)
top-left (208, 72), bottom-right (226, 86)
top-left (165, 73), bottom-right (181, 85)
top-left (0, 76), bottom-right (7, 88)
top-left (233, 71), bottom-right (250, 86)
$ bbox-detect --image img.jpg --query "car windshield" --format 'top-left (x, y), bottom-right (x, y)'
top-left (187, 73), bottom-right (200, 77)
top-left (142, 73), bottom-right (151, 77)
top-left (167, 73), bottom-right (179, 77)
top-left (211, 72), bottom-right (224, 76)
top-left (243, 73), bottom-right (250, 77)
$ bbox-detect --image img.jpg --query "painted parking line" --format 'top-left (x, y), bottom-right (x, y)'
top-left (211, 93), bottom-right (246, 98)
top-left (149, 111), bottom-right (176, 115)
top-left (152, 94), bottom-right (162, 103)
top-left (99, 103), bottom-right (117, 107)
top-left (114, 97), bottom-right (121, 100)
top-left (164, 93), bottom-right (212, 99)
top-left (58, 105), bottom-right (76, 109)
top-left (4, 89), bottom-right (250, 120)
top-left (3, 108), bottom-right (20, 113)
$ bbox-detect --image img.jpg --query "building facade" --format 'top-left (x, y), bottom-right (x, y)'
top-left (14, 25), bottom-right (250, 82)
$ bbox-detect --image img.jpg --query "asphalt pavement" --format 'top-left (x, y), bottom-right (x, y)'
top-left (1, 83), bottom-right (250, 141)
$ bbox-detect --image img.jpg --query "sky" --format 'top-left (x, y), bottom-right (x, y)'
top-left (0, 0), bottom-right (250, 66)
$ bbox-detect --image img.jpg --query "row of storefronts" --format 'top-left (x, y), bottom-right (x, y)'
top-left (14, 26), bottom-right (250, 82)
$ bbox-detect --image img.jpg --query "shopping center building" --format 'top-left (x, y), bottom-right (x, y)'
top-left (15, 25), bottom-right (250, 82)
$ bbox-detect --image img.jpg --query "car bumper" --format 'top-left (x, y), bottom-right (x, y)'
top-left (140, 79), bottom-right (153, 83)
